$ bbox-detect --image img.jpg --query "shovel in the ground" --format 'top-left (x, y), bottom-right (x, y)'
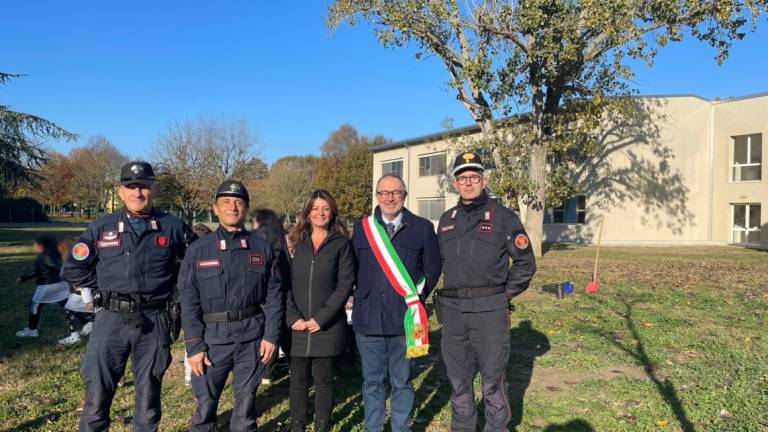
top-left (586, 216), bottom-right (604, 294)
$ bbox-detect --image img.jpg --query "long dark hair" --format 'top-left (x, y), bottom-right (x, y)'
top-left (34, 236), bottom-right (59, 254)
top-left (288, 190), bottom-right (349, 250)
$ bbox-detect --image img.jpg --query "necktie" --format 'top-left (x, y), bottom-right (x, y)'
top-left (386, 223), bottom-right (396, 238)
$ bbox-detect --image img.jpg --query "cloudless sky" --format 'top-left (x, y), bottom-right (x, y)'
top-left (3, 1), bottom-right (767, 164)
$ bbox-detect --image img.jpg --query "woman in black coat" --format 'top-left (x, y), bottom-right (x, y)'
top-left (285, 189), bottom-right (356, 432)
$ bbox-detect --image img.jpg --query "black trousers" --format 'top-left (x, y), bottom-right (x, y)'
top-left (79, 310), bottom-right (172, 432)
top-left (189, 339), bottom-right (264, 432)
top-left (441, 306), bottom-right (512, 432)
top-left (28, 299), bottom-right (66, 330)
top-left (289, 356), bottom-right (336, 425)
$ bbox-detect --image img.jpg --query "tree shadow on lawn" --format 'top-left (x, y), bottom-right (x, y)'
top-left (542, 418), bottom-right (595, 431)
top-left (508, 320), bottom-right (550, 430)
top-left (0, 410), bottom-right (70, 432)
top-left (592, 299), bottom-right (695, 432)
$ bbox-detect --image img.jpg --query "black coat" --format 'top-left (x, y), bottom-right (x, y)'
top-left (286, 231), bottom-right (356, 357)
top-left (21, 249), bottom-right (63, 285)
top-left (179, 227), bottom-right (285, 356)
top-left (437, 193), bottom-right (537, 312)
top-left (61, 208), bottom-right (194, 303)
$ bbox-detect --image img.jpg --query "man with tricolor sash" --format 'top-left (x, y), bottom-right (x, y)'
top-left (351, 174), bottom-right (442, 432)
top-left (436, 152), bottom-right (537, 432)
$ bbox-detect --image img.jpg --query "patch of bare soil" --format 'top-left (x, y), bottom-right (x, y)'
top-left (510, 364), bottom-right (651, 396)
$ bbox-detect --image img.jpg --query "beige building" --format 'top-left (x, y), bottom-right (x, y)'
top-left (370, 93), bottom-right (767, 247)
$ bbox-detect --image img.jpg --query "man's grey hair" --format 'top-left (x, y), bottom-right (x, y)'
top-left (376, 174), bottom-right (408, 195)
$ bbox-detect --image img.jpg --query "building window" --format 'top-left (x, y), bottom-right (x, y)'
top-left (382, 159), bottom-right (403, 178)
top-left (418, 198), bottom-right (445, 220)
top-left (731, 204), bottom-right (761, 244)
top-left (732, 134), bottom-right (762, 182)
top-left (418, 153), bottom-right (446, 176)
top-left (544, 195), bottom-right (586, 224)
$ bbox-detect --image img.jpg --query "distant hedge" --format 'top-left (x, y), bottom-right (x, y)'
top-left (0, 198), bottom-right (49, 223)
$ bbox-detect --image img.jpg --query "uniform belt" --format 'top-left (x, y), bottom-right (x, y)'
top-left (103, 298), bottom-right (168, 313)
top-left (202, 305), bottom-right (260, 322)
top-left (438, 285), bottom-right (506, 299)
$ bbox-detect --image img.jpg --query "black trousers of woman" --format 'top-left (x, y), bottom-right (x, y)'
top-left (289, 356), bottom-right (336, 427)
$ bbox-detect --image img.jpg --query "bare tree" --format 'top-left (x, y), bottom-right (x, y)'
top-left (69, 135), bottom-right (127, 216)
top-left (262, 155), bottom-right (319, 217)
top-left (153, 116), bottom-right (264, 225)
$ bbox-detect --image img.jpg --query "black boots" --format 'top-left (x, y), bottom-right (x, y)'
top-left (287, 420), bottom-right (306, 432)
top-left (286, 419), bottom-right (330, 431)
top-left (314, 420), bottom-right (331, 432)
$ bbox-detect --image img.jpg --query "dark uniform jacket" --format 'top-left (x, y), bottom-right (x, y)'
top-left (179, 227), bottom-right (284, 356)
top-left (286, 231), bottom-right (356, 357)
top-left (437, 193), bottom-right (536, 312)
top-left (352, 206), bottom-right (442, 336)
top-left (61, 208), bottom-right (192, 302)
top-left (21, 249), bottom-right (63, 285)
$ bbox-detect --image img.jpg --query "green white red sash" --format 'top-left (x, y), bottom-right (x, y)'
top-left (361, 215), bottom-right (429, 358)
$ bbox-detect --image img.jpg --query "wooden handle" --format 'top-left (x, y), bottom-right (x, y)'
top-left (593, 216), bottom-right (604, 281)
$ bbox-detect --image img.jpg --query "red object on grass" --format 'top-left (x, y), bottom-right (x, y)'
top-left (585, 280), bottom-right (600, 293)
top-left (585, 217), bottom-right (604, 294)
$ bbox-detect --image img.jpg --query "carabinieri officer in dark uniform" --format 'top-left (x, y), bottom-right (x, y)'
top-left (180, 179), bottom-right (284, 432)
top-left (436, 152), bottom-right (537, 432)
top-left (61, 161), bottom-right (194, 432)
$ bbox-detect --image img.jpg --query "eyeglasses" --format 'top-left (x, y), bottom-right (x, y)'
top-left (376, 190), bottom-right (405, 199)
top-left (456, 174), bottom-right (482, 185)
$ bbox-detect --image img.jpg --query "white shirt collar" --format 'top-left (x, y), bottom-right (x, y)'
top-left (381, 210), bottom-right (403, 229)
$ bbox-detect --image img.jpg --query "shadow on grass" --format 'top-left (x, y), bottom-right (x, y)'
top-left (541, 242), bottom-right (580, 255)
top-left (508, 320), bottom-right (550, 430)
top-left (594, 300), bottom-right (695, 432)
top-left (543, 418), bottom-right (595, 431)
top-left (0, 410), bottom-right (70, 432)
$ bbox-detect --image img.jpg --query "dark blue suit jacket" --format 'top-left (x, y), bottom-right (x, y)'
top-left (351, 206), bottom-right (442, 336)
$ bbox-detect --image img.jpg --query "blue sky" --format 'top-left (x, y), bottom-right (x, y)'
top-left (3, 2), bottom-right (767, 164)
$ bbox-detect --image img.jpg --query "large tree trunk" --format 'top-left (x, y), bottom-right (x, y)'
top-left (526, 145), bottom-right (547, 258)
top-left (525, 72), bottom-right (547, 258)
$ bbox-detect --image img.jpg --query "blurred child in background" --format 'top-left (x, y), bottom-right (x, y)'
top-left (15, 236), bottom-right (70, 339)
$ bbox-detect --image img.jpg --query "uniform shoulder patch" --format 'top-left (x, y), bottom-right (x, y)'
top-left (514, 233), bottom-right (529, 250)
top-left (72, 242), bottom-right (90, 260)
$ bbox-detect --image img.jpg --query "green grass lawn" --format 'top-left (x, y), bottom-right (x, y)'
top-left (0, 225), bottom-right (766, 431)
